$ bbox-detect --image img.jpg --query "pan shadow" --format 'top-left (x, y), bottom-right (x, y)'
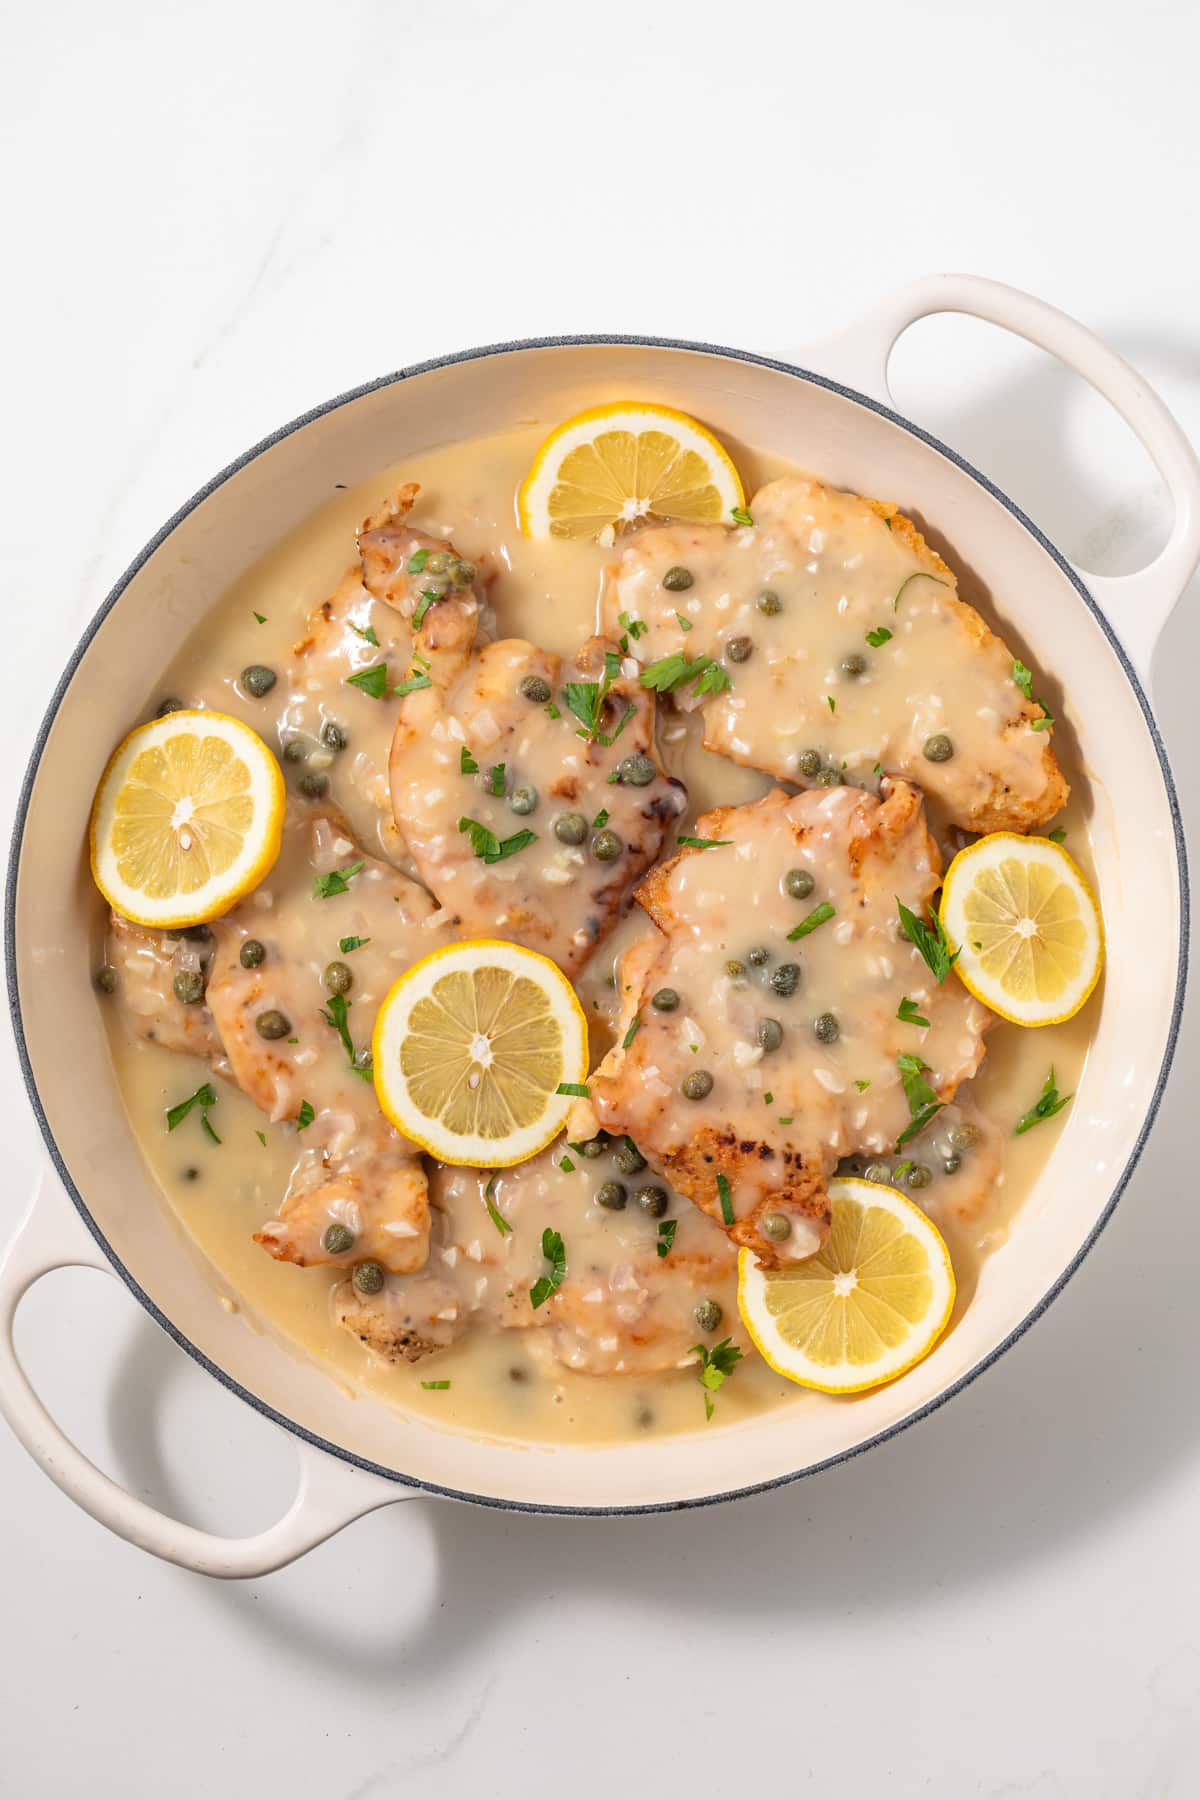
top-left (104, 335), bottom-right (1200, 1686)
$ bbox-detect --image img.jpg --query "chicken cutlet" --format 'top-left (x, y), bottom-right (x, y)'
top-left (333, 1142), bottom-right (741, 1377)
top-left (388, 628), bottom-right (686, 976)
top-left (602, 474), bottom-right (1068, 835)
top-left (588, 782), bottom-right (991, 1265)
top-left (104, 913), bottom-right (228, 1066)
top-left (204, 810), bottom-right (439, 1273)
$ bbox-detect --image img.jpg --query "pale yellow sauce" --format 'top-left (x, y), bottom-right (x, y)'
top-left (97, 426), bottom-right (1095, 1444)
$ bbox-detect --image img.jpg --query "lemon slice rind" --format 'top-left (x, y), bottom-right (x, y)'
top-left (372, 938), bottom-right (589, 1167)
top-left (89, 710), bottom-right (285, 928)
top-left (517, 401), bottom-right (745, 542)
top-left (939, 832), bottom-right (1103, 1029)
top-left (737, 1178), bottom-right (955, 1394)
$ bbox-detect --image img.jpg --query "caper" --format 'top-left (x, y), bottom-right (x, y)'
top-left (814, 767), bottom-right (842, 787)
top-left (796, 748), bottom-right (822, 778)
top-left (617, 752), bottom-right (657, 787)
top-left (662, 565), bottom-right (694, 592)
top-left (613, 1142), bottom-right (647, 1176)
top-left (256, 1009), bottom-right (291, 1040)
top-left (634, 1185), bottom-right (669, 1218)
top-left (863, 1162), bottom-right (892, 1185)
top-left (95, 965), bottom-right (118, 994)
top-left (756, 589), bottom-right (782, 616)
top-left (949, 1121), bottom-right (980, 1150)
top-left (694, 1298), bottom-right (723, 1334)
top-left (814, 1011), bottom-right (840, 1044)
top-left (580, 1136), bottom-right (607, 1159)
top-left (519, 673), bottom-right (552, 704)
top-left (298, 770), bottom-right (329, 799)
top-left (355, 1048), bottom-right (373, 1074)
top-left (651, 987), bottom-right (680, 1012)
top-left (784, 867), bottom-right (815, 900)
top-left (283, 738), bottom-right (308, 763)
top-left (726, 636), bottom-right (753, 664)
top-left (448, 557), bottom-right (476, 589)
top-left (320, 720), bottom-right (348, 751)
top-left (596, 1180), bottom-right (626, 1211)
top-left (757, 1017), bottom-right (784, 1052)
top-left (173, 970), bottom-right (205, 1005)
top-left (769, 963), bottom-right (800, 997)
top-left (424, 550), bottom-right (451, 575)
top-left (906, 1164), bottom-right (932, 1190)
top-left (681, 1070), bottom-right (714, 1101)
top-left (325, 961), bottom-right (353, 996)
top-left (167, 923), bottom-right (212, 943)
top-left (943, 1154), bottom-right (962, 1175)
top-left (156, 697), bottom-right (185, 717)
top-left (241, 664), bottom-right (277, 698)
top-left (923, 733), bottom-right (954, 763)
top-left (748, 946), bottom-right (770, 967)
top-left (509, 786), bottom-right (538, 816)
top-left (553, 811), bottom-right (588, 845)
top-left (761, 1212), bottom-right (792, 1242)
top-left (240, 939), bottom-right (265, 969)
top-left (840, 652), bottom-right (868, 678)
top-left (322, 1222), bottom-right (355, 1256)
top-left (591, 828), bottom-right (623, 862)
top-left (352, 1261), bottom-right (385, 1296)
top-left (726, 959), bottom-right (746, 978)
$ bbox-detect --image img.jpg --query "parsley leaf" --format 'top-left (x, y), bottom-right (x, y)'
top-left (339, 935), bottom-right (370, 954)
top-left (896, 1051), bottom-right (944, 1148)
top-left (457, 816), bottom-right (537, 864)
top-left (897, 996), bottom-right (930, 1028)
top-left (622, 1012), bottom-right (642, 1049)
top-left (349, 622), bottom-right (379, 647)
top-left (560, 1154), bottom-right (576, 1172)
top-left (853, 1078), bottom-right (871, 1092)
top-left (1048, 826), bottom-right (1066, 844)
top-left (656, 1219), bottom-right (678, 1259)
top-left (484, 1173), bottom-right (512, 1236)
top-left (296, 1100), bottom-right (315, 1130)
top-left (489, 763), bottom-right (506, 797)
top-left (677, 834), bottom-right (732, 850)
top-left (639, 652), bottom-right (713, 693)
top-left (787, 900), bottom-right (836, 941)
top-left (313, 861), bottom-right (364, 899)
top-left (407, 549), bottom-right (430, 574)
top-left (593, 808), bottom-right (609, 829)
top-left (893, 571), bottom-right (949, 612)
top-left (696, 661), bottom-right (732, 695)
top-left (690, 1336), bottom-right (744, 1419)
top-left (421, 1380), bottom-right (451, 1389)
top-left (346, 661), bottom-right (389, 698)
top-left (1014, 1067), bottom-right (1073, 1136)
top-left (897, 897), bottom-right (959, 983)
top-left (563, 651), bottom-right (623, 742)
top-left (322, 992), bottom-right (373, 1082)
top-left (393, 667), bottom-right (433, 698)
top-left (717, 1173), bottom-right (734, 1226)
top-left (545, 702), bottom-right (561, 720)
top-left (827, 695), bottom-right (836, 714)
top-left (556, 1081), bottom-right (590, 1098)
top-left (411, 589), bottom-right (439, 629)
top-left (1012, 659), bottom-right (1033, 700)
top-left (460, 745), bottom-right (478, 775)
top-left (730, 505), bottom-right (754, 528)
top-left (255, 1130), bottom-right (267, 1147)
top-left (253, 611), bottom-right (267, 624)
top-left (675, 611), bottom-right (693, 632)
top-left (866, 626), bottom-right (893, 648)
top-left (618, 611), bottom-right (647, 641)
top-left (529, 1227), bottom-right (566, 1309)
top-left (165, 1081), bottom-right (220, 1142)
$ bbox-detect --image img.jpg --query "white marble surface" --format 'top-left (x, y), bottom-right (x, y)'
top-left (4, 2), bottom-right (1200, 1794)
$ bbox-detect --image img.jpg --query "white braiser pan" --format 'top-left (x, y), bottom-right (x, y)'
top-left (4, 275), bottom-right (1197, 1577)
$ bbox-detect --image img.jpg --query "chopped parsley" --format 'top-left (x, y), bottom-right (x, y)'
top-left (826, 695), bottom-right (836, 714)
top-left (593, 808), bottom-right (609, 829)
top-left (873, 762), bottom-right (883, 778)
top-left (896, 1051), bottom-right (944, 1148)
top-left (411, 589), bottom-right (439, 629)
top-left (897, 897), bottom-right (959, 983)
top-left (484, 1174), bottom-right (512, 1236)
top-left (675, 611), bottom-right (694, 631)
top-left (253, 611), bottom-right (267, 624)
top-left (407, 549), bottom-right (430, 574)
top-left (690, 1336), bottom-right (744, 1419)
top-left (338, 935), bottom-right (370, 954)
top-left (393, 666), bottom-right (433, 698)
top-left (349, 622), bottom-right (379, 647)
top-left (254, 1130), bottom-right (267, 1147)
top-left (556, 1081), bottom-right (590, 1098)
top-left (457, 816), bottom-right (538, 864)
top-left (545, 701), bottom-right (561, 720)
top-left (787, 900), bottom-right (836, 941)
top-left (730, 505), bottom-right (754, 528)
top-left (763, 1091), bottom-right (774, 1105)
top-left (622, 1013), bottom-right (642, 1049)
top-left (421, 1380), bottom-right (451, 1390)
top-left (1014, 658), bottom-right (1055, 730)
top-left (677, 834), bottom-right (733, 850)
top-left (656, 1219), bottom-right (678, 1259)
top-left (618, 611), bottom-right (647, 641)
top-left (345, 661), bottom-right (389, 698)
top-left (897, 996), bottom-right (930, 1028)
top-left (564, 650), bottom-right (622, 742)
top-left (717, 1173), bottom-right (734, 1226)
top-left (1031, 706), bottom-right (1055, 732)
top-left (853, 1078), bottom-right (871, 1092)
top-left (1014, 1067), bottom-right (1073, 1136)
top-left (1048, 826), bottom-right (1067, 844)
top-left (322, 992), bottom-right (373, 1082)
top-left (697, 661), bottom-right (732, 695)
top-left (639, 651), bottom-right (713, 693)
top-left (489, 763), bottom-right (506, 797)
top-left (560, 1153), bottom-right (576, 1172)
top-left (165, 1081), bottom-right (221, 1144)
top-left (313, 861), bottom-right (364, 899)
top-left (529, 1227), bottom-right (566, 1309)
top-left (460, 746), bottom-right (478, 775)
top-left (893, 571), bottom-right (949, 612)
top-left (865, 626), bottom-right (893, 648)
top-left (296, 1100), bottom-right (315, 1131)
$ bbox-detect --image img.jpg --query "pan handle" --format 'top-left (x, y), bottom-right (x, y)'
top-left (0, 1172), bottom-right (411, 1578)
top-left (804, 273), bottom-right (1200, 689)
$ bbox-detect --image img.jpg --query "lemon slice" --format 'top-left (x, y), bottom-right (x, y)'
top-left (737, 1178), bottom-right (955, 1394)
top-left (372, 939), bottom-right (588, 1166)
top-left (517, 401), bottom-right (745, 541)
top-left (90, 710), bottom-right (285, 928)
top-left (939, 832), bottom-right (1103, 1027)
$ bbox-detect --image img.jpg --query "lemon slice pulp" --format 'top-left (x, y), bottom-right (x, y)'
top-left (372, 939), bottom-right (588, 1166)
top-left (89, 710), bottom-right (285, 927)
top-left (517, 401), bottom-right (744, 541)
top-left (737, 1177), bottom-right (955, 1393)
top-left (939, 832), bottom-right (1103, 1027)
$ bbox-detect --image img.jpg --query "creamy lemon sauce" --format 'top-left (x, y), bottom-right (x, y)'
top-left (97, 425), bottom-right (1094, 1444)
